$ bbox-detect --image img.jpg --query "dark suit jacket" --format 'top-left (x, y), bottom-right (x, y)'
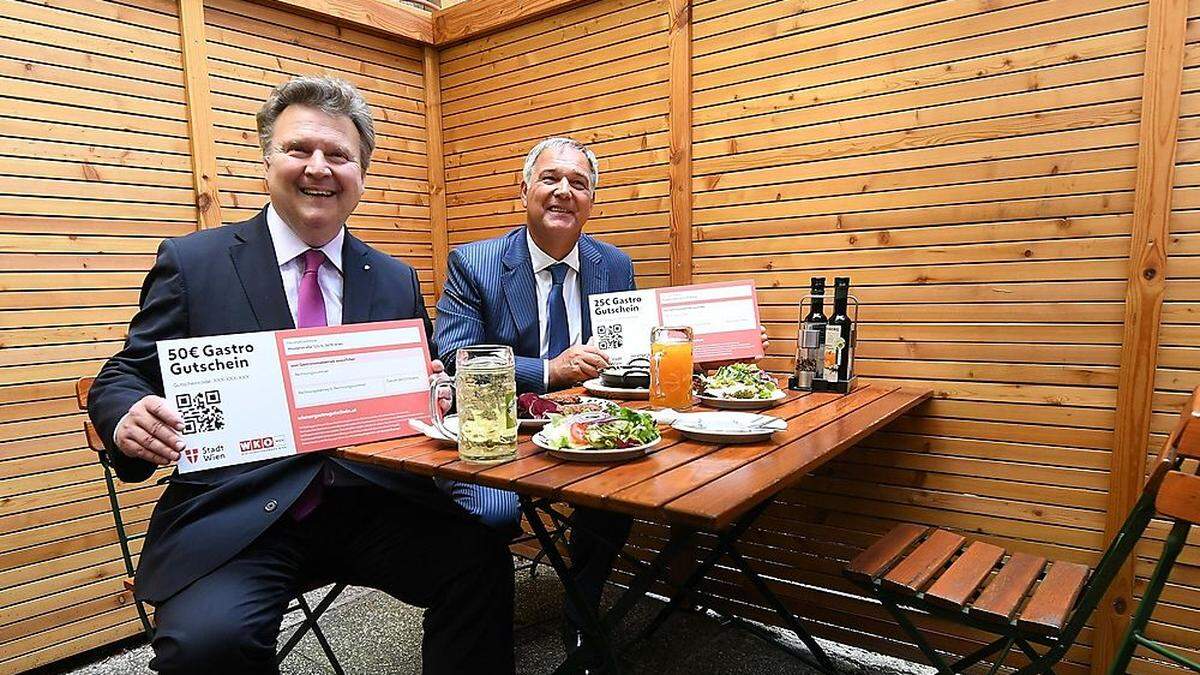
top-left (433, 227), bottom-right (636, 393)
top-left (89, 208), bottom-right (451, 604)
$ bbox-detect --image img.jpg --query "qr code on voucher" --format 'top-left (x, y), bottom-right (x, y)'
top-left (176, 390), bottom-right (224, 434)
top-left (596, 323), bottom-right (623, 351)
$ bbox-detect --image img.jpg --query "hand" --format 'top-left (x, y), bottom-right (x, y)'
top-left (429, 360), bottom-right (452, 414)
top-left (696, 325), bottom-right (771, 372)
top-left (114, 395), bottom-right (184, 465)
top-left (548, 344), bottom-right (610, 389)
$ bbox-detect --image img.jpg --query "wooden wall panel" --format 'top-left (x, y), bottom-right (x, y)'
top-left (687, 0), bottom-right (1158, 671)
top-left (203, 0), bottom-right (436, 305)
top-left (439, 0), bottom-right (671, 288)
top-left (0, 0), bottom-right (435, 671)
top-left (0, 0), bottom-right (192, 671)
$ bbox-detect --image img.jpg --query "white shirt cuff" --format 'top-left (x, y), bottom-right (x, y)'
top-left (113, 411), bottom-right (131, 447)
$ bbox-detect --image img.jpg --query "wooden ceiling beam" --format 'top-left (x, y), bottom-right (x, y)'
top-left (433, 0), bottom-right (598, 45)
top-left (251, 0), bottom-right (435, 44)
top-left (248, 0), bottom-right (608, 48)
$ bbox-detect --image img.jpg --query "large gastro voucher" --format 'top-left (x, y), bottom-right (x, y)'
top-left (157, 319), bottom-right (432, 474)
top-left (588, 280), bottom-right (763, 363)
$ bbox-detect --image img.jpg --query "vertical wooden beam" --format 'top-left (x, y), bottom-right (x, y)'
top-left (423, 45), bottom-right (449, 299)
top-left (1093, 1), bottom-right (1188, 672)
top-left (667, 0), bottom-right (692, 286)
top-left (178, 0), bottom-right (222, 231)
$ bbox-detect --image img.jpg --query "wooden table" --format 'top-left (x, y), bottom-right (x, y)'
top-left (339, 382), bottom-right (930, 673)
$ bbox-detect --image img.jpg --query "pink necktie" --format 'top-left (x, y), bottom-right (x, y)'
top-left (296, 249), bottom-right (327, 329)
top-left (290, 249), bottom-right (328, 521)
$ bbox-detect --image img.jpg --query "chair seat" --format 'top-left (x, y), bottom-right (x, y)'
top-left (846, 525), bottom-right (1090, 636)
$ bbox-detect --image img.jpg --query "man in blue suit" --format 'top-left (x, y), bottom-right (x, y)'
top-left (435, 137), bottom-right (637, 668)
top-left (88, 77), bottom-right (513, 674)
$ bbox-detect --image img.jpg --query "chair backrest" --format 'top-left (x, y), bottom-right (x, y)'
top-left (1157, 471), bottom-right (1200, 526)
top-left (76, 376), bottom-right (104, 452)
top-left (1144, 387), bottom-right (1200, 495)
top-left (1057, 387), bottom-right (1200, 643)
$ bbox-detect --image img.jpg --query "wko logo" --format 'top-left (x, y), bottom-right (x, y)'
top-left (239, 436), bottom-right (276, 454)
top-left (183, 447), bottom-right (199, 463)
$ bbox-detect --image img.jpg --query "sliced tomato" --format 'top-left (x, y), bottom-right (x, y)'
top-left (569, 422), bottom-right (589, 446)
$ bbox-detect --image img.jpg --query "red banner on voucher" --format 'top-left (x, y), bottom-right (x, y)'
top-left (159, 320), bottom-right (431, 473)
top-left (588, 280), bottom-right (763, 363)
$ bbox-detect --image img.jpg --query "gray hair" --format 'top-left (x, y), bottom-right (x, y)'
top-left (256, 76), bottom-right (376, 173)
top-left (522, 137), bottom-right (599, 194)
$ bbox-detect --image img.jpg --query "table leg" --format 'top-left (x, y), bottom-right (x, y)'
top-left (725, 543), bottom-right (835, 673)
top-left (637, 500), bottom-right (837, 674)
top-left (519, 496), bottom-right (622, 674)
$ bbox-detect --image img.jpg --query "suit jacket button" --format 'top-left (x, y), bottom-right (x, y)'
top-left (264, 499), bottom-right (277, 512)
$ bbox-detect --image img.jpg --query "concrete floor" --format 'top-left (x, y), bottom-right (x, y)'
top-left (61, 564), bottom-right (929, 674)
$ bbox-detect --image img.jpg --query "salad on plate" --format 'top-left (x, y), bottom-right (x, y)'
top-left (538, 407), bottom-right (659, 450)
top-left (699, 363), bottom-right (781, 400)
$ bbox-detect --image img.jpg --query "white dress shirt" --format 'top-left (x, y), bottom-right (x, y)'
top-left (267, 204), bottom-right (345, 327)
top-left (527, 232), bottom-right (582, 387)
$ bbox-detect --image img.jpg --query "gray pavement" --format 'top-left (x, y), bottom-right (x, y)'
top-left (65, 563), bottom-right (928, 674)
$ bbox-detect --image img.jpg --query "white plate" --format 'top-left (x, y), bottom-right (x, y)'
top-left (697, 388), bottom-right (786, 410)
top-left (671, 412), bottom-right (786, 444)
top-left (409, 415), bottom-right (458, 443)
top-left (582, 377), bottom-right (649, 400)
top-left (531, 431), bottom-right (661, 462)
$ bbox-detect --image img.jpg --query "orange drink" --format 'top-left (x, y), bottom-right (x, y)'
top-left (650, 326), bottom-right (694, 408)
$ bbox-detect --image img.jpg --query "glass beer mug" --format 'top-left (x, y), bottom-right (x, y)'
top-left (649, 326), bottom-right (694, 408)
top-left (429, 345), bottom-right (517, 463)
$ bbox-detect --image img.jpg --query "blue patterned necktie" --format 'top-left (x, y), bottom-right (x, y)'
top-left (546, 262), bottom-right (570, 359)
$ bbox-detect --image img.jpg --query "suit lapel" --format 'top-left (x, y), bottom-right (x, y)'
top-left (578, 235), bottom-right (606, 342)
top-left (229, 210), bottom-right (294, 331)
top-left (341, 232), bottom-right (375, 324)
top-left (502, 230), bottom-right (541, 358)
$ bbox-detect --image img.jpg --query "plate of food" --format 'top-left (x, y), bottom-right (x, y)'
top-left (517, 393), bottom-right (618, 427)
top-left (697, 363), bottom-right (785, 410)
top-left (532, 407), bottom-right (661, 462)
top-left (671, 411), bottom-right (786, 444)
top-left (582, 377), bottom-right (650, 400)
top-left (598, 356), bottom-right (650, 389)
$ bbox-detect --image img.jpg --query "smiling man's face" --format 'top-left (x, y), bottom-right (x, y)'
top-left (264, 104), bottom-right (366, 247)
top-left (521, 145), bottom-right (594, 260)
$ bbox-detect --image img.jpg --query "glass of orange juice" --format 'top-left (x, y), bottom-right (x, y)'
top-left (649, 326), bottom-right (694, 408)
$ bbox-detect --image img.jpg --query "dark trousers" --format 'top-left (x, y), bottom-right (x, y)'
top-left (564, 507), bottom-right (634, 627)
top-left (149, 486), bottom-right (514, 674)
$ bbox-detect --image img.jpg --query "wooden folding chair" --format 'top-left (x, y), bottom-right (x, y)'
top-left (76, 377), bottom-right (346, 673)
top-left (1107, 408), bottom-right (1200, 673)
top-left (844, 388), bottom-right (1200, 674)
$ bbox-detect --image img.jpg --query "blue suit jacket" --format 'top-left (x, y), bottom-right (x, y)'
top-left (88, 208), bottom-right (455, 603)
top-left (434, 227), bottom-right (636, 393)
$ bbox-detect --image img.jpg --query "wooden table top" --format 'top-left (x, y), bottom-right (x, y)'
top-left (338, 383), bottom-right (931, 532)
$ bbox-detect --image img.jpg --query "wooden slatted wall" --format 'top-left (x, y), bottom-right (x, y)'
top-left (0, 1), bottom-right (434, 671)
top-left (688, 0), bottom-right (1184, 672)
top-left (0, 0), bottom-right (191, 670)
top-left (203, 0), bottom-right (436, 307)
top-left (432, 0), bottom-right (1200, 671)
top-left (438, 0), bottom-right (672, 288)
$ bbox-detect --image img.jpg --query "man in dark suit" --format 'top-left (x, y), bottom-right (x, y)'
top-left (88, 76), bottom-right (513, 674)
top-left (434, 137), bottom-right (635, 670)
